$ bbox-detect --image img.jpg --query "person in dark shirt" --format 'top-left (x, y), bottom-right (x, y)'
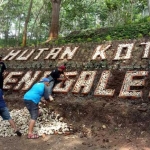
top-left (47, 65), bottom-right (68, 100)
top-left (0, 89), bottom-right (22, 136)
top-left (23, 78), bottom-right (50, 139)
top-left (0, 55), bottom-right (6, 90)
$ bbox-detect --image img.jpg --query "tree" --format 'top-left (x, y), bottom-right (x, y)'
top-left (45, 0), bottom-right (61, 43)
top-left (148, 0), bottom-right (150, 15)
top-left (22, 0), bottom-right (33, 47)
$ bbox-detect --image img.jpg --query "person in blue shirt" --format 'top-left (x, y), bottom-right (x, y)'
top-left (23, 77), bottom-right (50, 139)
top-left (0, 89), bottom-right (22, 136)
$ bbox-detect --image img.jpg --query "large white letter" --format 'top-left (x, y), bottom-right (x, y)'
top-left (94, 70), bottom-right (115, 96)
top-left (34, 48), bottom-right (49, 60)
top-left (72, 71), bottom-right (96, 94)
top-left (141, 42), bottom-right (150, 58)
top-left (92, 45), bottom-right (111, 60)
top-left (119, 71), bottom-right (148, 98)
top-left (3, 50), bottom-right (21, 60)
top-left (53, 71), bottom-right (78, 93)
top-left (14, 71), bottom-right (42, 90)
top-left (4, 72), bottom-right (24, 90)
top-left (59, 46), bottom-right (79, 60)
top-left (16, 49), bottom-right (35, 60)
top-left (45, 47), bottom-right (62, 60)
top-left (114, 43), bottom-right (134, 60)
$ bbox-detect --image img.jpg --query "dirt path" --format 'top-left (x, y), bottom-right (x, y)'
top-left (1, 131), bottom-right (150, 150)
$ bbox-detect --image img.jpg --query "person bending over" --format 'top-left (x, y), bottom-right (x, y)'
top-left (23, 78), bottom-right (51, 139)
top-left (47, 65), bottom-right (68, 100)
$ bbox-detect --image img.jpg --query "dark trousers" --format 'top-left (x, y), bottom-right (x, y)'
top-left (0, 75), bottom-right (4, 90)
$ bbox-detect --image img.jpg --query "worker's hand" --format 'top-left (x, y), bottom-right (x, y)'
top-left (65, 76), bottom-right (69, 80)
top-left (60, 78), bottom-right (67, 81)
top-left (49, 95), bottom-right (54, 102)
top-left (41, 99), bottom-right (48, 104)
top-left (64, 78), bottom-right (67, 81)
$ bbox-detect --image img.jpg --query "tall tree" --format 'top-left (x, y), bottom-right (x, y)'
top-left (45, 0), bottom-right (61, 43)
top-left (22, 0), bottom-right (33, 47)
top-left (148, 0), bottom-right (150, 15)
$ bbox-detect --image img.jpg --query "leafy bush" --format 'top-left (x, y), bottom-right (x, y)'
top-left (105, 35), bottom-right (112, 41)
top-left (138, 33), bottom-right (143, 38)
top-left (65, 22), bottom-right (150, 43)
top-left (77, 38), bottom-right (82, 42)
top-left (95, 38), bottom-right (101, 42)
top-left (87, 38), bottom-right (92, 42)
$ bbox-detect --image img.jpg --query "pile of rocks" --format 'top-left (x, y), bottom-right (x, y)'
top-left (0, 107), bottom-right (73, 137)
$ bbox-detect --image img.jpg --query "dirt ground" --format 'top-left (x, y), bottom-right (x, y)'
top-left (1, 91), bottom-right (150, 150)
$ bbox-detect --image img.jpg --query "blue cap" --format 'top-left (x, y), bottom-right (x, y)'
top-left (40, 78), bottom-right (50, 82)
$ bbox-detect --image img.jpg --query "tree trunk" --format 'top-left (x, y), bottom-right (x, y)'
top-left (148, 0), bottom-right (150, 16)
top-left (22, 0), bottom-right (33, 47)
top-left (4, 30), bottom-right (8, 46)
top-left (31, 4), bottom-right (44, 39)
top-left (45, 0), bottom-right (61, 43)
top-left (16, 15), bottom-right (21, 46)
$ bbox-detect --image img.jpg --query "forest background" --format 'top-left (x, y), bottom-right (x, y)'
top-left (0, 0), bottom-right (150, 48)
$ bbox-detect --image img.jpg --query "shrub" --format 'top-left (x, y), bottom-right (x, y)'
top-left (138, 33), bottom-right (143, 38)
top-left (77, 38), bottom-right (82, 42)
top-left (87, 38), bottom-right (92, 42)
top-left (105, 35), bottom-right (112, 41)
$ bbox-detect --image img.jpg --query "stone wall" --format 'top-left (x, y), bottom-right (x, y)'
top-left (1, 38), bottom-right (150, 99)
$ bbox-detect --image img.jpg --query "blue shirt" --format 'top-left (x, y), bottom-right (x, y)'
top-left (23, 82), bottom-right (49, 104)
top-left (0, 89), bottom-right (6, 108)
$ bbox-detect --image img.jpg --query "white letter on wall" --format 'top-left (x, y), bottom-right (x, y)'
top-left (53, 71), bottom-right (78, 93)
top-left (3, 50), bottom-right (21, 60)
top-left (94, 70), bottom-right (115, 96)
top-left (34, 48), bottom-right (49, 60)
top-left (45, 47), bottom-right (62, 60)
top-left (4, 72), bottom-right (24, 90)
top-left (92, 45), bottom-right (111, 60)
top-left (16, 49), bottom-right (35, 60)
top-left (119, 71), bottom-right (148, 98)
top-left (72, 71), bottom-right (96, 94)
top-left (14, 71), bottom-right (42, 90)
top-left (141, 42), bottom-right (150, 58)
top-left (114, 43), bottom-right (134, 60)
top-left (59, 46), bottom-right (79, 60)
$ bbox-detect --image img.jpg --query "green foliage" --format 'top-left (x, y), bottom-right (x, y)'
top-left (105, 35), bottom-right (112, 41)
top-left (105, 0), bottom-right (119, 11)
top-left (138, 33), bottom-right (143, 38)
top-left (95, 38), bottom-right (101, 42)
top-left (87, 38), bottom-right (92, 42)
top-left (0, 0), bottom-right (149, 47)
top-left (77, 38), bottom-right (82, 43)
top-left (64, 22), bottom-right (150, 43)
top-left (54, 40), bottom-right (59, 45)
top-left (147, 17), bottom-right (150, 22)
top-left (137, 16), bottom-right (150, 23)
